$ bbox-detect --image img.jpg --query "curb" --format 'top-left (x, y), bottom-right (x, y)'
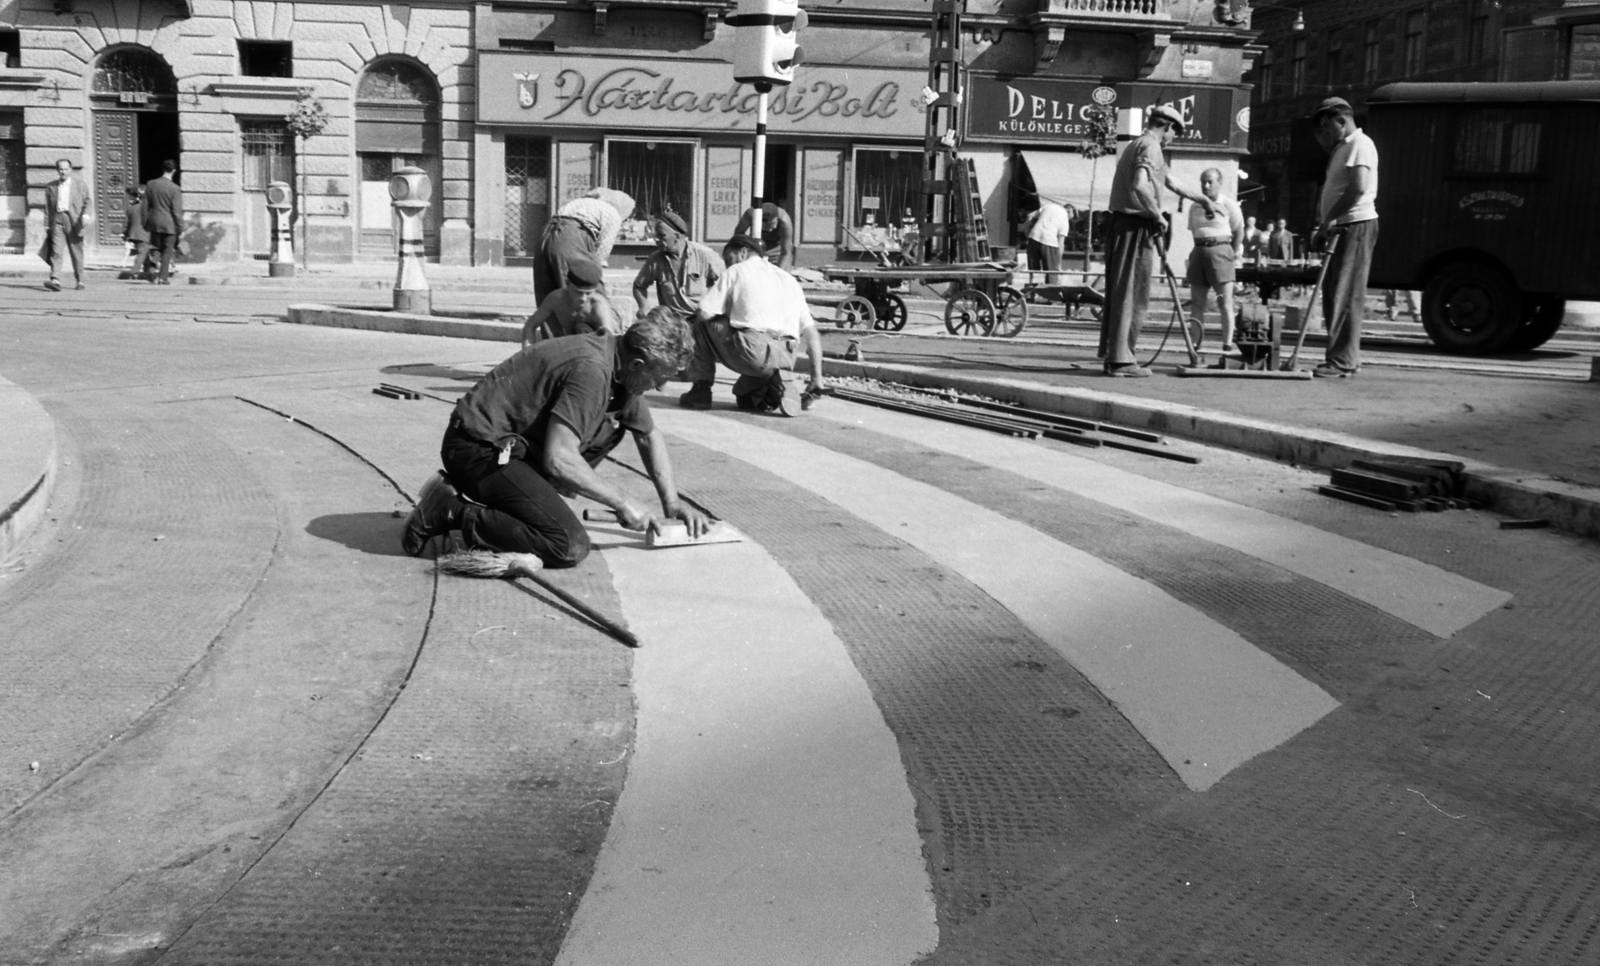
top-left (285, 303), bottom-right (521, 342)
top-left (822, 358), bottom-right (1600, 543)
top-left (0, 377), bottom-right (59, 563)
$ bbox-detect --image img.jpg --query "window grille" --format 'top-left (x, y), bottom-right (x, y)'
top-left (241, 120), bottom-right (294, 190)
top-left (505, 136), bottom-right (550, 257)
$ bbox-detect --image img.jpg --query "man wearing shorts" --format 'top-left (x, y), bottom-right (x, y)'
top-left (1186, 168), bottom-right (1245, 355)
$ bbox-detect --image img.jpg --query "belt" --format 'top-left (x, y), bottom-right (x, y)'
top-left (1194, 237), bottom-right (1232, 247)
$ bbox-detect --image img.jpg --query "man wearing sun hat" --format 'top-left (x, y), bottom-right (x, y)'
top-left (1308, 95), bottom-right (1380, 378)
top-left (1099, 103), bottom-right (1215, 377)
top-left (632, 209), bottom-right (724, 319)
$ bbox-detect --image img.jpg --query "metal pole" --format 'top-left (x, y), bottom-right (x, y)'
top-left (299, 135), bottom-right (310, 273)
top-left (752, 83), bottom-right (770, 237)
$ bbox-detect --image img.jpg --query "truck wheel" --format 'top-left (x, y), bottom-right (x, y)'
top-left (1420, 261), bottom-right (1522, 355)
top-left (1505, 296), bottom-right (1566, 352)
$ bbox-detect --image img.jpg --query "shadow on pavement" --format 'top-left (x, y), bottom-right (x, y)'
top-left (306, 511), bottom-right (410, 557)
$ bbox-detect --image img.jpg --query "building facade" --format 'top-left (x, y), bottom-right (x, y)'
top-left (0, 1), bottom-right (1255, 267)
top-left (1244, 0), bottom-right (1578, 231)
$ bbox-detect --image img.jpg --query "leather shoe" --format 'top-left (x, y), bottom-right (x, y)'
top-left (401, 471), bottom-right (464, 556)
top-left (1105, 364), bottom-right (1152, 378)
top-left (45, 278), bottom-right (60, 292)
top-left (678, 381), bottom-right (713, 409)
top-left (1311, 364), bottom-right (1355, 379)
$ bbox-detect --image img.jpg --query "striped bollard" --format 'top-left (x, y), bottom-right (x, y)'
top-left (390, 166), bottom-right (432, 315)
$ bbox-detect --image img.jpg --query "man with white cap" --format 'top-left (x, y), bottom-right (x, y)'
top-left (1309, 96), bottom-right (1379, 378)
top-left (1099, 103), bottom-right (1215, 377)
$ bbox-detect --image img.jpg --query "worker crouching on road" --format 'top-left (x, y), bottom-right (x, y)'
top-left (403, 309), bottom-right (710, 565)
top-left (523, 258), bottom-right (620, 348)
top-left (1309, 96), bottom-right (1380, 379)
top-left (678, 234), bottom-right (826, 415)
top-left (1099, 104), bottom-right (1215, 378)
top-left (632, 210), bottom-right (724, 320)
top-left (534, 187), bottom-right (635, 304)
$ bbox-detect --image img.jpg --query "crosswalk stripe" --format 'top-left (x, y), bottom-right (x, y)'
top-left (555, 528), bottom-right (938, 966)
top-left (655, 409), bottom-right (1340, 792)
top-left (813, 403), bottom-right (1511, 638)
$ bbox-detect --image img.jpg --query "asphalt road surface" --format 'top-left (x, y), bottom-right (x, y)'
top-left (2, 282), bottom-right (1598, 965)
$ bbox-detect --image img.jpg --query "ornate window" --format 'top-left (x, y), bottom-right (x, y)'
top-left (357, 59), bottom-right (438, 105)
top-left (92, 48), bottom-right (177, 96)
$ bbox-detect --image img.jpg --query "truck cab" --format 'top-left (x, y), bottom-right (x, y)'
top-left (1366, 81), bottom-right (1600, 354)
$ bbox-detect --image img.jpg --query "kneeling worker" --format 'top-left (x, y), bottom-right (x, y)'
top-left (678, 234), bottom-right (825, 415)
top-left (523, 258), bottom-right (620, 348)
top-left (403, 308), bottom-right (709, 565)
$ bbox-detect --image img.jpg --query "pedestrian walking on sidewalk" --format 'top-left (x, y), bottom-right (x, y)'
top-left (1186, 167), bottom-right (1245, 354)
top-left (1099, 104), bottom-right (1215, 377)
top-left (40, 159), bottom-right (90, 292)
top-left (534, 187), bottom-right (635, 304)
top-left (122, 186), bottom-right (156, 281)
top-left (1309, 97), bottom-right (1380, 378)
top-left (143, 160), bottom-right (184, 285)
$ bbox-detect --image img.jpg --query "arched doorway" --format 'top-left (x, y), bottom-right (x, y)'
top-left (355, 58), bottom-right (441, 256)
top-left (89, 47), bottom-right (179, 250)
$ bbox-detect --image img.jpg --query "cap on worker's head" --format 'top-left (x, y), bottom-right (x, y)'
top-left (1145, 103), bottom-right (1186, 135)
top-left (1311, 96), bottom-right (1354, 121)
top-left (565, 258), bottom-right (604, 289)
top-left (760, 201), bottom-right (780, 218)
top-left (723, 233), bottom-right (764, 258)
top-left (656, 210), bottom-right (688, 235)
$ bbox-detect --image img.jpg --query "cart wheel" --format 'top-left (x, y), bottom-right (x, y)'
top-left (944, 289), bottom-right (996, 336)
top-left (991, 286), bottom-right (1028, 338)
top-left (876, 293), bottom-right (909, 331)
top-left (835, 295), bottom-right (877, 330)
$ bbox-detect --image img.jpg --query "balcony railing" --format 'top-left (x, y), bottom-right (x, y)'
top-left (1043, 0), bottom-right (1165, 16)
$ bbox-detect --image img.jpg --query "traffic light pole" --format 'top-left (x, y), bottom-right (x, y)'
top-left (751, 81), bottom-right (770, 237)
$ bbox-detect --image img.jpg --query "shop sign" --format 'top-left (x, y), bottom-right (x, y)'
top-left (967, 76), bottom-right (1247, 150)
top-left (1459, 189), bottom-right (1525, 222)
top-left (480, 51), bottom-right (926, 138)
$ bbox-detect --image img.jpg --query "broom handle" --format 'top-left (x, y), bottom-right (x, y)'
top-left (1285, 231), bottom-right (1339, 370)
top-left (522, 572), bottom-right (640, 648)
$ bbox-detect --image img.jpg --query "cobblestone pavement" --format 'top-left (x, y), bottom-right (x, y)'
top-left (2, 289), bottom-right (1598, 965)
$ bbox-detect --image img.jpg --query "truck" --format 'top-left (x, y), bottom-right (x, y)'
top-left (1365, 80), bottom-right (1600, 354)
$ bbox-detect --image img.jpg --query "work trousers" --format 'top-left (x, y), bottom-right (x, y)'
top-left (440, 417), bottom-right (626, 567)
top-left (684, 317), bottom-right (797, 398)
top-left (1321, 219), bottom-right (1379, 372)
top-left (534, 217), bottom-right (598, 304)
top-left (48, 214), bottom-right (83, 283)
top-left (149, 231), bottom-right (178, 282)
top-left (1099, 212), bottom-right (1160, 367)
top-left (1026, 239), bottom-right (1062, 286)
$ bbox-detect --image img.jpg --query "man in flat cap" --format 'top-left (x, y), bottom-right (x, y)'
top-left (523, 258), bottom-right (621, 347)
top-left (535, 187), bottom-right (636, 303)
top-left (1099, 103), bottom-right (1215, 377)
top-left (732, 201), bottom-right (795, 270)
top-left (679, 234), bottom-right (824, 416)
top-left (632, 210), bottom-right (724, 320)
top-left (1308, 96), bottom-right (1379, 378)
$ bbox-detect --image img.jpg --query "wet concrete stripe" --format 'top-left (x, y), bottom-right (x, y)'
top-left (655, 410), bottom-right (1338, 792)
top-left (556, 532), bottom-right (939, 966)
top-left (815, 404), bottom-right (1511, 638)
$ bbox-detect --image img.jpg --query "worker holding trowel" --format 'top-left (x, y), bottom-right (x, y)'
top-left (402, 308), bottom-right (710, 566)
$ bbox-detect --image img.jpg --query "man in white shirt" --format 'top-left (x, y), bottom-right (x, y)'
top-left (1309, 96), bottom-right (1379, 378)
top-left (679, 235), bottom-right (825, 416)
top-left (1185, 168), bottom-right (1245, 355)
top-left (1022, 199), bottom-right (1073, 285)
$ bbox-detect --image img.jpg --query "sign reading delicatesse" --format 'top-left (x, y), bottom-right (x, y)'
top-left (479, 51), bottom-right (927, 137)
top-left (966, 75), bottom-right (1249, 150)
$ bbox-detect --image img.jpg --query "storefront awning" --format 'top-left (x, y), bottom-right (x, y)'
top-left (1018, 150), bottom-right (1112, 213)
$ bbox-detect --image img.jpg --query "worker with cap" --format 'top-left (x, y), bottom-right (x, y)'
top-left (523, 258), bottom-right (621, 348)
top-left (534, 186), bottom-right (636, 304)
top-left (402, 307), bottom-right (710, 567)
top-left (678, 234), bottom-right (825, 416)
top-left (732, 202), bottom-right (796, 270)
top-left (632, 210), bottom-right (724, 319)
top-left (1308, 95), bottom-right (1379, 378)
top-left (1099, 103), bottom-right (1215, 377)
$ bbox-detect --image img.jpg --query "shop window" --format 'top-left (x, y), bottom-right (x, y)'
top-left (850, 146), bottom-right (920, 238)
top-left (1500, 27), bottom-right (1561, 82)
top-left (239, 40), bottom-right (292, 78)
top-left (1570, 24), bottom-right (1600, 81)
top-left (1326, 32), bottom-right (1343, 88)
top-left (1453, 109), bottom-right (1543, 176)
top-left (604, 138), bottom-right (696, 244)
top-left (0, 112), bottom-right (23, 196)
top-left (1291, 37), bottom-right (1306, 95)
top-left (0, 30), bottom-right (19, 69)
top-left (240, 119), bottom-right (294, 189)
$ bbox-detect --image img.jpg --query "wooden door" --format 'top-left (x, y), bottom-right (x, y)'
top-left (94, 111), bottom-right (138, 248)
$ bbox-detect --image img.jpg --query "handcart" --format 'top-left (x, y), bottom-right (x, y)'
top-left (821, 261), bottom-right (1031, 337)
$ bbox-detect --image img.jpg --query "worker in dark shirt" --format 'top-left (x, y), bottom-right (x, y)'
top-left (402, 308), bottom-right (709, 566)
